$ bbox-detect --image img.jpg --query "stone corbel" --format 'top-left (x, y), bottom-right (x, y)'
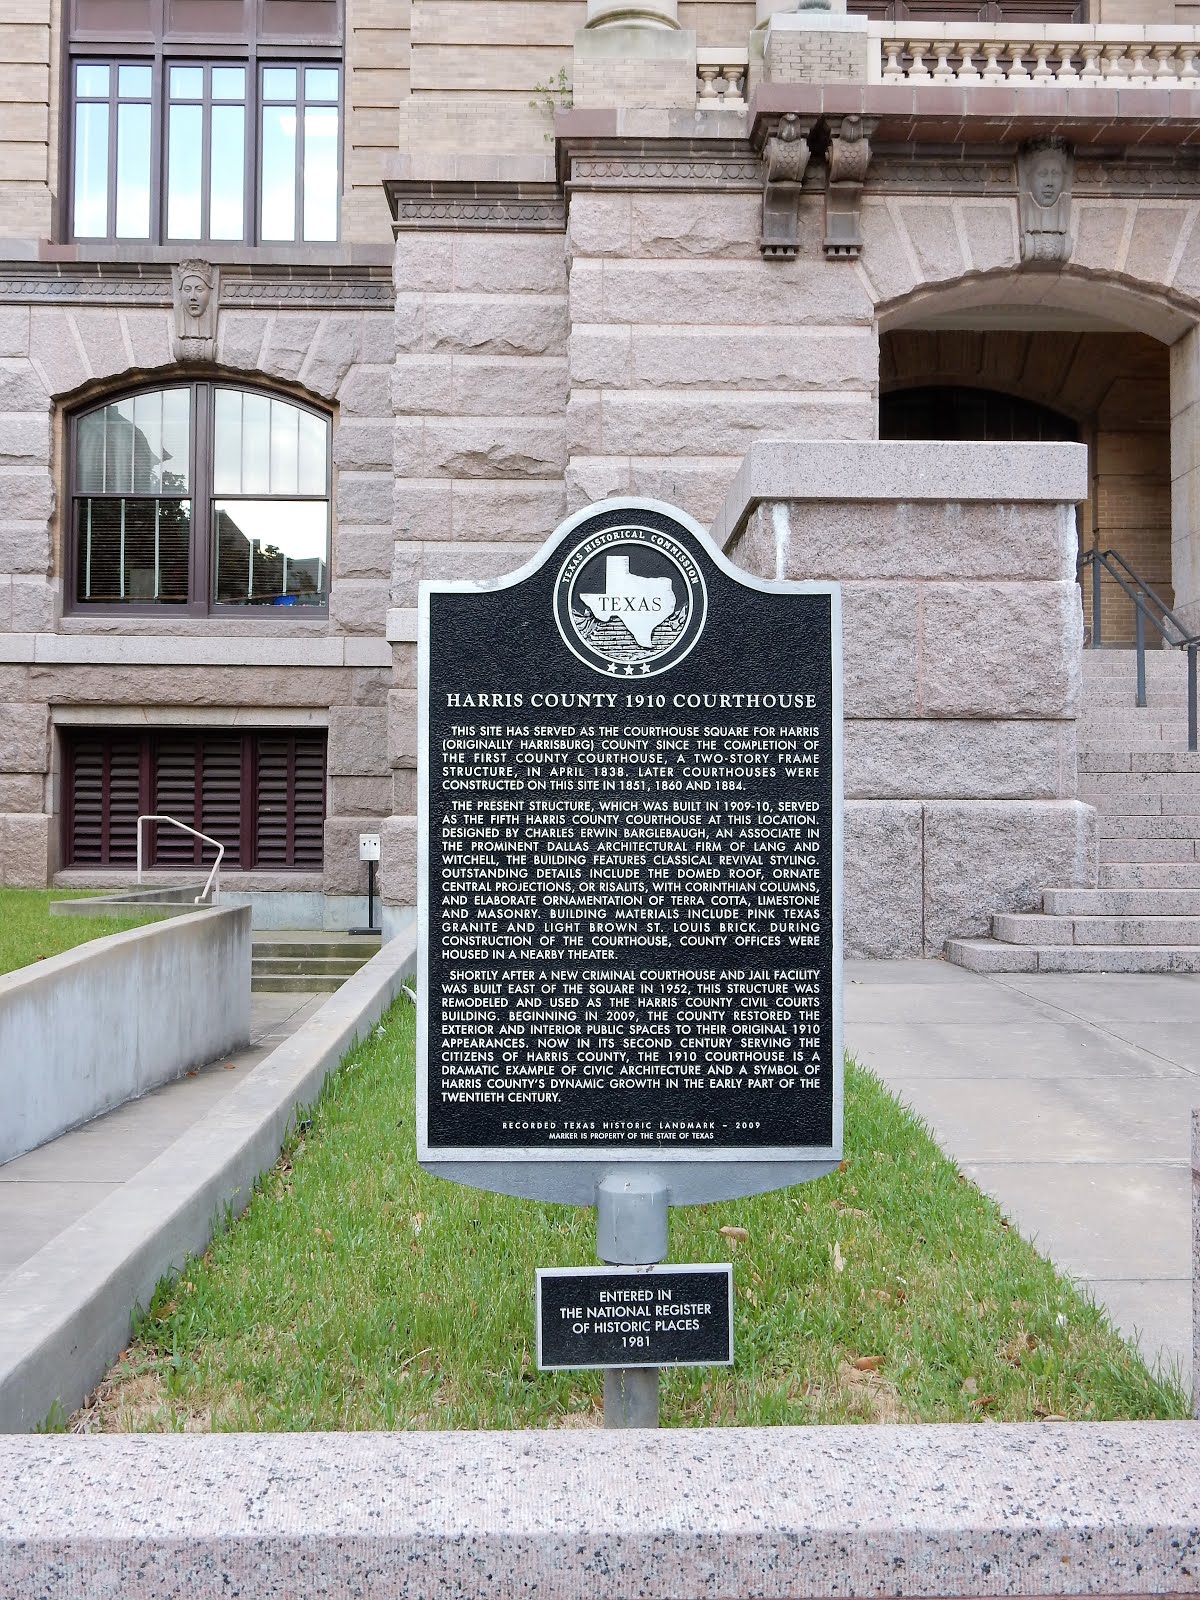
top-left (760, 114), bottom-right (814, 259)
top-left (1019, 138), bottom-right (1073, 269)
top-left (822, 114), bottom-right (875, 260)
top-left (171, 259), bottom-right (219, 362)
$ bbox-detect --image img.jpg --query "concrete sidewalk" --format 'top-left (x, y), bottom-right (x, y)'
top-left (846, 959), bottom-right (1198, 1388)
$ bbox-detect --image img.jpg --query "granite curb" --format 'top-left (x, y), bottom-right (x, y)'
top-left (1, 1422), bottom-right (1199, 1597)
top-left (0, 933), bottom-right (417, 1434)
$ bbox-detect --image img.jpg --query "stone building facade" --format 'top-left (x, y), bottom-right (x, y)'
top-left (4, 0), bottom-right (1200, 953)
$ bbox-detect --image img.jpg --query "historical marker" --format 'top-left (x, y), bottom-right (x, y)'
top-left (417, 498), bottom-right (843, 1207)
top-left (536, 1265), bottom-right (734, 1371)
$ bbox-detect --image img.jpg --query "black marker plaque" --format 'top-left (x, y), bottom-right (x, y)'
top-left (417, 498), bottom-right (843, 1204)
top-left (536, 1265), bottom-right (734, 1370)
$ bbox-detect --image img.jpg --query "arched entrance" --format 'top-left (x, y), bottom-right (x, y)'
top-left (877, 324), bottom-right (1173, 646)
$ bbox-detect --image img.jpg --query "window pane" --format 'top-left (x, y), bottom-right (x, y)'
top-left (210, 103), bottom-right (245, 240)
top-left (214, 500), bottom-right (327, 607)
top-left (75, 498), bottom-right (191, 604)
top-left (115, 101), bottom-right (151, 238)
top-left (104, 398), bottom-right (135, 494)
top-left (160, 389), bottom-right (191, 494)
top-left (167, 102), bottom-right (203, 238)
top-left (76, 411), bottom-right (107, 494)
top-left (118, 64), bottom-right (152, 98)
top-left (213, 388), bottom-right (243, 493)
top-left (169, 65), bottom-right (204, 99)
top-left (240, 392), bottom-right (271, 494)
top-left (260, 103), bottom-right (296, 240)
top-left (131, 390), bottom-right (164, 492)
top-left (76, 63), bottom-right (110, 98)
top-left (262, 67), bottom-right (296, 100)
top-left (302, 105), bottom-right (338, 243)
top-left (73, 100), bottom-right (109, 237)
top-left (269, 398), bottom-right (300, 493)
top-left (305, 67), bottom-right (338, 102)
top-left (212, 66), bottom-right (245, 101)
top-left (296, 409), bottom-right (329, 495)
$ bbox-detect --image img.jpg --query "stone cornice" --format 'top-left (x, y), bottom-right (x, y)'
top-left (384, 180), bottom-right (566, 233)
top-left (0, 262), bottom-right (394, 309)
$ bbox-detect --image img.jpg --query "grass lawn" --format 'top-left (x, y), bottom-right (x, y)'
top-left (73, 995), bottom-right (1190, 1432)
top-left (0, 889), bottom-right (163, 978)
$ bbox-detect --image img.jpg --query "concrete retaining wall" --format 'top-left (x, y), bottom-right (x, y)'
top-left (0, 906), bottom-right (251, 1165)
top-left (0, 1422), bottom-right (1198, 1597)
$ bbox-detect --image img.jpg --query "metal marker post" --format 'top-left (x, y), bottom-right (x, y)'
top-left (596, 1172), bottom-right (668, 1428)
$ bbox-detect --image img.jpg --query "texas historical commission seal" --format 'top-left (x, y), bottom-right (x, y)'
top-left (554, 523), bottom-right (707, 678)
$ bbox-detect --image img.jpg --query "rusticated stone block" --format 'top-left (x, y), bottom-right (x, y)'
top-left (351, 667), bottom-right (391, 708)
top-left (394, 478), bottom-right (452, 541)
top-left (960, 202), bottom-right (1019, 275)
top-left (122, 309), bottom-right (172, 372)
top-left (0, 520), bottom-right (50, 574)
top-left (598, 392), bottom-right (874, 456)
top-left (0, 701), bottom-right (47, 772)
top-left (844, 800), bottom-right (923, 958)
top-left (739, 499), bottom-right (1075, 584)
top-left (389, 356), bottom-right (454, 416)
top-left (570, 326), bottom-right (632, 390)
top-left (447, 479), bottom-right (566, 544)
top-left (453, 235), bottom-right (568, 296)
top-left (0, 362), bottom-right (49, 414)
top-left (336, 365), bottom-right (392, 420)
top-left (565, 455), bottom-right (633, 512)
top-left (0, 308), bottom-right (30, 359)
top-left (596, 259), bottom-right (874, 328)
top-left (0, 416), bottom-right (49, 467)
top-left (328, 705), bottom-right (389, 778)
top-left (72, 310), bottom-right (129, 385)
top-left (923, 799), bottom-right (1097, 951)
top-left (857, 201), bottom-right (921, 307)
top-left (0, 811), bottom-right (49, 888)
top-left (845, 719), bottom-right (1070, 802)
top-left (0, 473), bottom-right (52, 522)
top-left (303, 314), bottom-right (367, 399)
top-left (28, 311), bottom-right (88, 397)
top-left (335, 525), bottom-right (394, 581)
top-left (9, 575), bottom-right (55, 634)
top-left (336, 472), bottom-right (393, 526)
top-left (841, 582), bottom-right (920, 718)
top-left (627, 457), bottom-right (740, 526)
top-left (565, 392), bottom-right (602, 456)
top-left (450, 356), bottom-right (568, 419)
top-left (423, 417), bottom-right (565, 479)
top-left (388, 688), bottom-right (417, 770)
top-left (393, 768), bottom-right (416, 817)
top-left (329, 775), bottom-right (393, 817)
top-left (628, 193), bottom-right (763, 261)
top-left (420, 297), bottom-right (568, 359)
top-left (334, 420), bottom-right (394, 472)
top-left (258, 315), bottom-right (324, 383)
top-left (394, 235), bottom-right (454, 294)
top-left (567, 194), bottom-right (633, 259)
top-left (0, 773), bottom-right (42, 810)
top-left (628, 327), bottom-right (878, 393)
top-left (378, 811), bottom-right (417, 905)
top-left (391, 541), bottom-right (538, 605)
top-left (892, 202), bottom-right (967, 287)
top-left (217, 313), bottom-right (270, 373)
top-left (329, 578), bottom-right (389, 636)
top-left (920, 580), bottom-right (1083, 719)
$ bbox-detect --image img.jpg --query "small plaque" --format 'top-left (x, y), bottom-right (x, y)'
top-left (359, 832), bottom-right (381, 862)
top-left (536, 1264), bottom-right (733, 1371)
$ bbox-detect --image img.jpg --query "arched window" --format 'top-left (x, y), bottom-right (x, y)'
top-left (70, 382), bottom-right (331, 614)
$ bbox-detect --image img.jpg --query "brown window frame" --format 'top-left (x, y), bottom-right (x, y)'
top-left (63, 0), bottom-right (344, 246)
top-left (60, 725), bottom-right (329, 871)
top-left (66, 378), bottom-right (333, 618)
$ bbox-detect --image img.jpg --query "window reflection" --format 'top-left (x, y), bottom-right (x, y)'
top-left (215, 501), bottom-right (328, 606)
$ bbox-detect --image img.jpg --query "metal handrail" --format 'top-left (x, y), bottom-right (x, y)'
top-left (136, 814), bottom-right (223, 905)
top-left (1078, 548), bottom-right (1200, 751)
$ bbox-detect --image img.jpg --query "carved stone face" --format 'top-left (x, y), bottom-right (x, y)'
top-left (1029, 152), bottom-right (1066, 208)
top-left (181, 275), bottom-right (210, 321)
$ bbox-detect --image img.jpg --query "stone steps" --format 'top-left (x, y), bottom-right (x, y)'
top-left (251, 932), bottom-right (381, 994)
top-left (945, 648), bottom-right (1200, 972)
top-left (946, 938), bottom-right (1200, 973)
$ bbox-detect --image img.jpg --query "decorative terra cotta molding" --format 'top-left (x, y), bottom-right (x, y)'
top-left (760, 114), bottom-right (815, 259)
top-left (0, 264), bottom-right (394, 308)
top-left (1019, 138), bottom-right (1073, 268)
top-left (823, 115), bottom-right (877, 261)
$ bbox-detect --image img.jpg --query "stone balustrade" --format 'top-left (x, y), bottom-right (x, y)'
top-left (868, 23), bottom-right (1200, 85)
top-left (696, 47), bottom-right (749, 104)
